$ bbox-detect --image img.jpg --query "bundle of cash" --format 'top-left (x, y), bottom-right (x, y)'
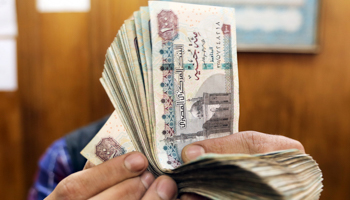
top-left (81, 1), bottom-right (323, 199)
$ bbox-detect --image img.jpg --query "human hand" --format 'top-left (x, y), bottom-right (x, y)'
top-left (180, 131), bottom-right (305, 200)
top-left (45, 152), bottom-right (178, 200)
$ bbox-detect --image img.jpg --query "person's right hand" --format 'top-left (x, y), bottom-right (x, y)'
top-left (45, 152), bottom-right (178, 200)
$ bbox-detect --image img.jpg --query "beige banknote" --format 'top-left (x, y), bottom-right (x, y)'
top-left (149, 1), bottom-right (239, 169)
top-left (81, 111), bottom-right (135, 165)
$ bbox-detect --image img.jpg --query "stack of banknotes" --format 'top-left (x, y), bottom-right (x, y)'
top-left (81, 1), bottom-right (323, 199)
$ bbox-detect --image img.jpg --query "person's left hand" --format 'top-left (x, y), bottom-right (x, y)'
top-left (179, 131), bottom-right (305, 200)
top-left (181, 131), bottom-right (304, 163)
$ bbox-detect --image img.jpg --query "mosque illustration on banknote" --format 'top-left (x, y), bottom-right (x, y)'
top-left (164, 92), bottom-right (232, 144)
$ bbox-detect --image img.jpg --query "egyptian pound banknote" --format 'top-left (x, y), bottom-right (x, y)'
top-left (149, 1), bottom-right (239, 169)
top-left (81, 111), bottom-right (135, 165)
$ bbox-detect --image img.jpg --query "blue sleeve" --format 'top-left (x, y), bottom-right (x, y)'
top-left (28, 138), bottom-right (74, 200)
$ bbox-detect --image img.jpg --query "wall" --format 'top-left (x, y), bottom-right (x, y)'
top-left (239, 2), bottom-right (350, 198)
top-left (0, 0), bottom-right (348, 199)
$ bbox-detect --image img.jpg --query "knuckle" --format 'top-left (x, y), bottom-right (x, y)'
top-left (125, 177), bottom-right (147, 199)
top-left (55, 174), bottom-right (84, 200)
top-left (209, 137), bottom-right (230, 153)
top-left (240, 131), bottom-right (266, 154)
top-left (235, 132), bottom-right (305, 154)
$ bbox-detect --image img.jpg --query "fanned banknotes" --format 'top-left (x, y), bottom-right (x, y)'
top-left (81, 1), bottom-right (323, 199)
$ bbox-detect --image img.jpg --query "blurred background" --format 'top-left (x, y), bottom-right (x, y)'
top-left (0, 0), bottom-right (349, 199)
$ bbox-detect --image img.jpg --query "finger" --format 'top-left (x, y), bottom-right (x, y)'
top-left (142, 175), bottom-right (178, 200)
top-left (89, 171), bottom-right (155, 200)
top-left (83, 160), bottom-right (95, 170)
top-left (47, 152), bottom-right (148, 200)
top-left (182, 131), bottom-right (305, 163)
top-left (181, 193), bottom-right (209, 200)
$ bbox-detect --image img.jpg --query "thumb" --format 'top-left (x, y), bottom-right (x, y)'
top-left (181, 131), bottom-right (305, 163)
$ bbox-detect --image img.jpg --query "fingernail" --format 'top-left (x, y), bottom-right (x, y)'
top-left (157, 178), bottom-right (177, 200)
top-left (185, 145), bottom-right (205, 161)
top-left (124, 153), bottom-right (146, 172)
top-left (140, 171), bottom-right (155, 189)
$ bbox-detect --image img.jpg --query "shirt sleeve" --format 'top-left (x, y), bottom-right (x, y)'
top-left (27, 138), bottom-right (74, 200)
